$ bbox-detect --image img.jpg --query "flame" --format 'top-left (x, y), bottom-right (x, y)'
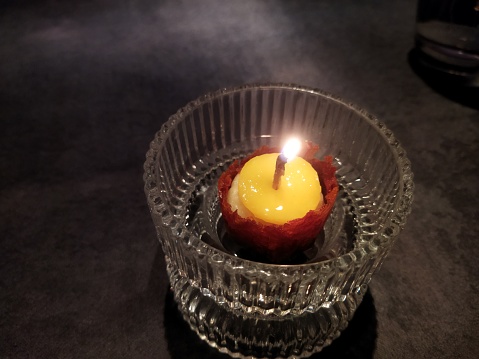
top-left (282, 138), bottom-right (302, 161)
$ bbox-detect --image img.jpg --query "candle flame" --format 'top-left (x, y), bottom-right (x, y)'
top-left (282, 138), bottom-right (302, 161)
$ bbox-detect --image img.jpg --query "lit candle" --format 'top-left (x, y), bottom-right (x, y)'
top-left (219, 139), bottom-right (339, 262)
top-left (227, 139), bottom-right (323, 225)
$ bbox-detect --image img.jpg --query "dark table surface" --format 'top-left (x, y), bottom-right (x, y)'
top-left (1, 1), bottom-right (478, 358)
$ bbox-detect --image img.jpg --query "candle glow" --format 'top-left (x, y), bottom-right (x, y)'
top-left (282, 138), bottom-right (302, 160)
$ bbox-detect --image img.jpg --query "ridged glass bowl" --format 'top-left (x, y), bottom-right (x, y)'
top-left (143, 83), bottom-right (414, 358)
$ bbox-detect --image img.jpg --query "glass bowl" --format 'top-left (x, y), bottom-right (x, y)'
top-left (143, 83), bottom-right (414, 358)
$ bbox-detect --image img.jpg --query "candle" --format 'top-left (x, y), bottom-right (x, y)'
top-left (228, 139), bottom-right (323, 225)
top-left (218, 140), bottom-right (339, 262)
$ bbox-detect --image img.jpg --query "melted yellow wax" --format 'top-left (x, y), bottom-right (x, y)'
top-left (237, 153), bottom-right (323, 225)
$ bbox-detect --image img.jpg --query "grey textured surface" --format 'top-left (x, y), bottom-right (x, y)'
top-left (1, 1), bottom-right (478, 358)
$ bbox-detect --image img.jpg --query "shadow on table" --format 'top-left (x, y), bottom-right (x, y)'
top-left (163, 289), bottom-right (377, 359)
top-left (408, 49), bottom-right (479, 110)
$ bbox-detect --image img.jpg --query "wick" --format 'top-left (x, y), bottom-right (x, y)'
top-left (272, 153), bottom-right (287, 190)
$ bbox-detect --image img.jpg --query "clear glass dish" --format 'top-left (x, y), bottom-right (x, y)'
top-left (143, 83), bottom-right (414, 358)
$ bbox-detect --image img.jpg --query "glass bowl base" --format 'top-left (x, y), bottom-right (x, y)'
top-left (168, 266), bottom-right (366, 359)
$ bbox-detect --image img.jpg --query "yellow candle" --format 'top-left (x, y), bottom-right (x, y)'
top-left (228, 139), bottom-right (323, 225)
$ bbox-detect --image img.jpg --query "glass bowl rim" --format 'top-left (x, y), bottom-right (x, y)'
top-left (144, 82), bottom-right (414, 270)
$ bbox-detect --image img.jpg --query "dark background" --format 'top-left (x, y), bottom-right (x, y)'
top-left (1, 1), bottom-right (478, 358)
